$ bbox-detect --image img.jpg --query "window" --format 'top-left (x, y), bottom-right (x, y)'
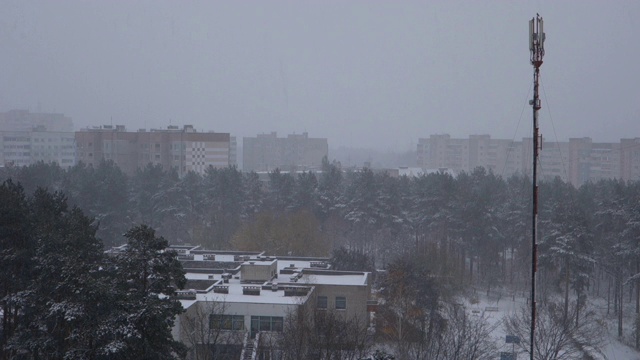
top-left (335, 296), bottom-right (346, 310)
top-left (250, 316), bottom-right (283, 336)
top-left (317, 296), bottom-right (327, 309)
top-left (210, 315), bottom-right (244, 330)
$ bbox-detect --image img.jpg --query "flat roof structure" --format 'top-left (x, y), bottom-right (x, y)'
top-left (169, 245), bottom-right (373, 358)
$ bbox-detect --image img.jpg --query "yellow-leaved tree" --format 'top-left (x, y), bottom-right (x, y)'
top-left (232, 210), bottom-right (330, 256)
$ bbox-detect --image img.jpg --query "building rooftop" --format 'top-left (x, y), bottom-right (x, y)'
top-left (179, 283), bottom-right (314, 310)
top-left (171, 246), bottom-right (370, 308)
top-left (299, 271), bottom-right (369, 286)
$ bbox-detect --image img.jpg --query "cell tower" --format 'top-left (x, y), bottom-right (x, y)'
top-left (529, 13), bottom-right (545, 360)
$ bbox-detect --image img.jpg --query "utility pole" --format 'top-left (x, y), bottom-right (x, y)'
top-left (529, 14), bottom-right (545, 360)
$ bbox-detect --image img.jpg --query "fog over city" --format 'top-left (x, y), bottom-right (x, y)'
top-left (2, 1), bottom-right (639, 151)
top-left (5, 3), bottom-right (640, 359)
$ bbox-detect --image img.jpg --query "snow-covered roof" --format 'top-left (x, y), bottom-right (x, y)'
top-left (191, 284), bottom-right (313, 305)
top-left (299, 272), bottom-right (368, 286)
top-left (174, 247), bottom-right (369, 306)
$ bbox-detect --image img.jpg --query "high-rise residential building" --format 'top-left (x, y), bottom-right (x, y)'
top-left (229, 136), bottom-right (238, 167)
top-left (0, 110), bottom-right (76, 168)
top-left (536, 139), bottom-right (570, 182)
top-left (29, 128), bottom-right (76, 168)
top-left (417, 134), bottom-right (640, 186)
top-left (0, 109), bottom-right (73, 132)
top-left (417, 134), bottom-right (522, 176)
top-left (243, 132), bottom-right (328, 172)
top-left (567, 138), bottom-right (622, 185)
top-left (76, 125), bottom-right (231, 176)
top-left (620, 138), bottom-right (640, 182)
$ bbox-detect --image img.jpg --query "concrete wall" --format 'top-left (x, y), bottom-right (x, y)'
top-left (240, 261), bottom-right (277, 282)
top-left (173, 289), bottom-right (315, 344)
top-left (311, 274), bottom-right (371, 325)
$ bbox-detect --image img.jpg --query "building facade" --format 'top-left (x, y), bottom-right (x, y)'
top-left (76, 125), bottom-right (231, 176)
top-left (158, 247), bottom-right (372, 360)
top-left (229, 136), bottom-right (238, 168)
top-left (0, 109), bottom-right (73, 132)
top-left (243, 132), bottom-right (328, 172)
top-left (620, 138), bottom-right (640, 182)
top-left (0, 110), bottom-right (76, 168)
top-left (417, 134), bottom-right (640, 186)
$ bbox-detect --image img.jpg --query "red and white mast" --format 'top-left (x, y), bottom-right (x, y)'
top-left (529, 13), bottom-right (545, 360)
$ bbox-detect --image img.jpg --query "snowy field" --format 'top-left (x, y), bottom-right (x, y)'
top-left (467, 291), bottom-right (640, 360)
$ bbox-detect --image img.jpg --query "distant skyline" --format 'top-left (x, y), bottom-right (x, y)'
top-left (2, 1), bottom-right (639, 151)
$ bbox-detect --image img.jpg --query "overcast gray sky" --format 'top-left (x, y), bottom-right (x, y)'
top-left (1, 1), bottom-right (639, 150)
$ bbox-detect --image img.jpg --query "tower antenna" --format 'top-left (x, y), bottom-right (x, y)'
top-left (528, 13), bottom-right (545, 360)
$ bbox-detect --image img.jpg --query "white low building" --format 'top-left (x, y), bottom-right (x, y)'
top-left (169, 247), bottom-right (372, 360)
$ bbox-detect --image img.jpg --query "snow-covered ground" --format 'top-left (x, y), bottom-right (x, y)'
top-left (469, 291), bottom-right (640, 360)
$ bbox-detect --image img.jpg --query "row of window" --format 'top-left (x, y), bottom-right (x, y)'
top-left (207, 301), bottom-right (346, 333)
top-left (139, 143), bottom-right (163, 149)
top-left (32, 152), bottom-right (68, 157)
top-left (317, 296), bottom-right (346, 310)
top-left (32, 138), bottom-right (73, 143)
top-left (208, 315), bottom-right (286, 335)
top-left (138, 154), bottom-right (161, 160)
top-left (32, 145), bottom-right (73, 150)
top-left (210, 315), bottom-right (245, 331)
top-left (250, 316), bottom-right (283, 333)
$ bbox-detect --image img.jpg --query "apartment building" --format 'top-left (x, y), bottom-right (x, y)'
top-left (243, 132), bottom-right (328, 172)
top-left (75, 125), bottom-right (232, 176)
top-left (0, 110), bottom-right (76, 168)
top-left (619, 138), bottom-right (640, 182)
top-left (29, 128), bottom-right (76, 167)
top-left (0, 109), bottom-right (73, 132)
top-left (229, 136), bottom-right (238, 167)
top-left (417, 134), bottom-right (640, 186)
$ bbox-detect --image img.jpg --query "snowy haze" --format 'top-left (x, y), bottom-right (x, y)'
top-left (1, 1), bottom-right (639, 151)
